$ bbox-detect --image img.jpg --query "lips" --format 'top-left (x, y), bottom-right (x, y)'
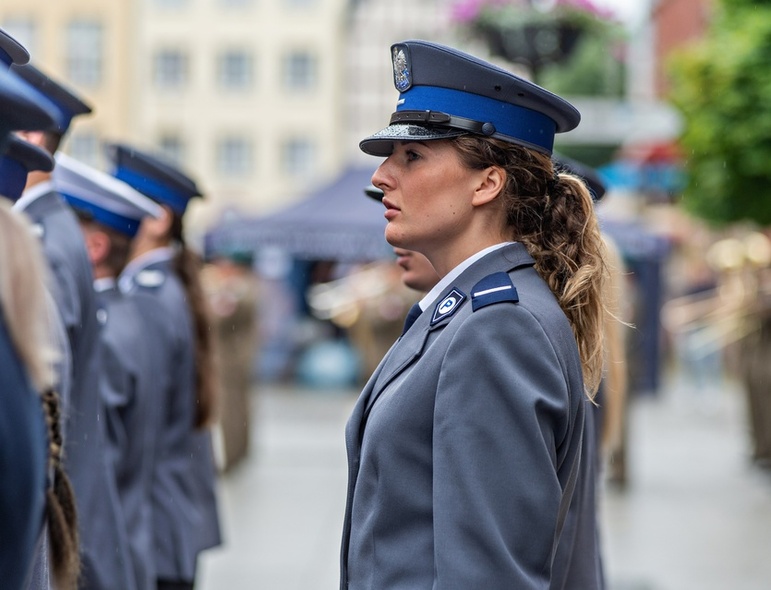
top-left (383, 197), bottom-right (400, 221)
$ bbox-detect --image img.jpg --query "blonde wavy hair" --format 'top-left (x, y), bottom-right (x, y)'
top-left (0, 199), bottom-right (58, 389)
top-left (451, 136), bottom-right (609, 397)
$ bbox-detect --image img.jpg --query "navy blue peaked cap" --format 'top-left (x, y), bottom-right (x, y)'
top-left (106, 143), bottom-right (202, 215)
top-left (0, 135), bottom-right (54, 200)
top-left (11, 63), bottom-right (92, 134)
top-left (54, 153), bottom-right (162, 237)
top-left (0, 27), bottom-right (29, 70)
top-left (360, 40), bottom-right (580, 157)
top-left (0, 68), bottom-right (58, 153)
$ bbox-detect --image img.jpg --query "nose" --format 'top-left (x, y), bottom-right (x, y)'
top-left (371, 158), bottom-right (393, 192)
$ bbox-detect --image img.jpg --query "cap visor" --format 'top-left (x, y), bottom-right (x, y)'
top-left (359, 123), bottom-right (466, 157)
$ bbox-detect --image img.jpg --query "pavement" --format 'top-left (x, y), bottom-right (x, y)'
top-left (197, 370), bottom-right (771, 590)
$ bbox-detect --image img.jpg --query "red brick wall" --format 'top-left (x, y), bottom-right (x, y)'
top-left (653, 0), bottom-right (713, 97)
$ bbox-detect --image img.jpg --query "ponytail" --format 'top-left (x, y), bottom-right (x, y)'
top-left (41, 388), bottom-right (80, 589)
top-left (170, 214), bottom-right (218, 428)
top-left (452, 136), bottom-right (609, 397)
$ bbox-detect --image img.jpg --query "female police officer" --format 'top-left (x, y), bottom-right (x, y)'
top-left (340, 40), bottom-right (608, 589)
top-left (107, 144), bottom-right (221, 590)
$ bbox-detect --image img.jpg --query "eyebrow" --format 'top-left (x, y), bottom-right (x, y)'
top-left (401, 141), bottom-right (429, 148)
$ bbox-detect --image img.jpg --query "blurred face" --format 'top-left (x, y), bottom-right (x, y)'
top-left (371, 140), bottom-right (484, 258)
top-left (393, 247), bottom-right (439, 293)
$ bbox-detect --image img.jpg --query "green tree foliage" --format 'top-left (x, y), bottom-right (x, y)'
top-left (538, 30), bottom-right (626, 97)
top-left (669, 3), bottom-right (771, 226)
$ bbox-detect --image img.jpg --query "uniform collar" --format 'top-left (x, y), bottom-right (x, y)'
top-left (118, 246), bottom-right (175, 292)
top-left (12, 179), bottom-right (54, 211)
top-left (418, 242), bottom-right (513, 312)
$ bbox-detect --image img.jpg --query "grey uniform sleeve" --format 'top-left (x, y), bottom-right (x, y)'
top-left (432, 304), bottom-right (574, 590)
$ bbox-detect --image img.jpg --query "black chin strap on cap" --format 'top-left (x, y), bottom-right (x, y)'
top-left (389, 110), bottom-right (497, 137)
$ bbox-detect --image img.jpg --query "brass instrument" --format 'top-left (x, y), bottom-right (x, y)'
top-left (661, 232), bottom-right (771, 356)
top-left (307, 262), bottom-right (414, 328)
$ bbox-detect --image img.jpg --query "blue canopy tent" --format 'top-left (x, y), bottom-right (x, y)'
top-left (205, 165), bottom-right (391, 262)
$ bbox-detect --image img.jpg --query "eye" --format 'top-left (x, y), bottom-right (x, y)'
top-left (405, 149), bottom-right (421, 162)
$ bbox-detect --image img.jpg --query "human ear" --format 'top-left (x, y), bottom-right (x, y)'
top-left (83, 228), bottom-right (111, 266)
top-left (471, 166), bottom-right (505, 207)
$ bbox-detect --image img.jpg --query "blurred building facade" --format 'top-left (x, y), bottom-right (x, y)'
top-left (1, 0), bottom-right (711, 235)
top-left (1, 0), bottom-right (135, 167)
top-left (1, 0), bottom-right (350, 233)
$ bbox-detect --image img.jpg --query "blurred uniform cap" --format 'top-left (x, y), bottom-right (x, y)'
top-left (0, 30), bottom-right (62, 139)
top-left (0, 68), bottom-right (58, 153)
top-left (363, 184), bottom-right (384, 202)
top-left (11, 63), bottom-right (92, 134)
top-left (0, 135), bottom-right (54, 200)
top-left (53, 152), bottom-right (163, 237)
top-left (553, 154), bottom-right (607, 202)
top-left (360, 40), bottom-right (580, 157)
top-left (0, 27), bottom-right (29, 70)
top-left (106, 142), bottom-right (203, 215)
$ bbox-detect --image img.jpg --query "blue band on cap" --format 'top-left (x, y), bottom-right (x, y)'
top-left (61, 192), bottom-right (141, 237)
top-left (114, 166), bottom-right (189, 214)
top-left (396, 86), bottom-right (557, 152)
top-left (0, 157), bottom-right (27, 201)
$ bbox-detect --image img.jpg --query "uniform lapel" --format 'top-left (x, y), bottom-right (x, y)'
top-left (354, 244), bottom-right (537, 433)
top-left (367, 243), bottom-right (536, 409)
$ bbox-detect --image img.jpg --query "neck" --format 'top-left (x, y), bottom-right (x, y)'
top-left (130, 234), bottom-right (170, 262)
top-left (426, 201), bottom-right (509, 277)
top-left (92, 265), bottom-right (116, 280)
top-left (25, 170), bottom-right (52, 190)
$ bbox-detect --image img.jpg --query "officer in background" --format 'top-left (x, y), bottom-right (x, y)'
top-left (0, 41), bottom-right (65, 588)
top-left (108, 144), bottom-right (221, 590)
top-left (53, 153), bottom-right (165, 590)
top-left (202, 250), bottom-right (259, 472)
top-left (10, 62), bottom-right (134, 590)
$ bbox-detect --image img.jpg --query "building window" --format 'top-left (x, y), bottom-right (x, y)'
top-left (282, 50), bottom-right (317, 91)
top-left (218, 50), bottom-right (253, 90)
top-left (66, 132), bottom-right (100, 168)
top-left (217, 137), bottom-right (253, 176)
top-left (281, 138), bottom-right (315, 178)
top-left (2, 19), bottom-right (36, 56)
top-left (66, 20), bottom-right (103, 87)
top-left (158, 134), bottom-right (185, 165)
top-left (154, 49), bottom-right (189, 89)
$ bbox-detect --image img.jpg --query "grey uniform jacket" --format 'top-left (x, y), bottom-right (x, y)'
top-left (340, 243), bottom-right (588, 590)
top-left (18, 188), bottom-right (134, 590)
top-left (121, 254), bottom-right (221, 581)
top-left (98, 285), bottom-right (163, 589)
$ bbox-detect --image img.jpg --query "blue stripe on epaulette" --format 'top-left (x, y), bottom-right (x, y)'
top-left (430, 287), bottom-right (466, 326)
top-left (471, 272), bottom-right (519, 311)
